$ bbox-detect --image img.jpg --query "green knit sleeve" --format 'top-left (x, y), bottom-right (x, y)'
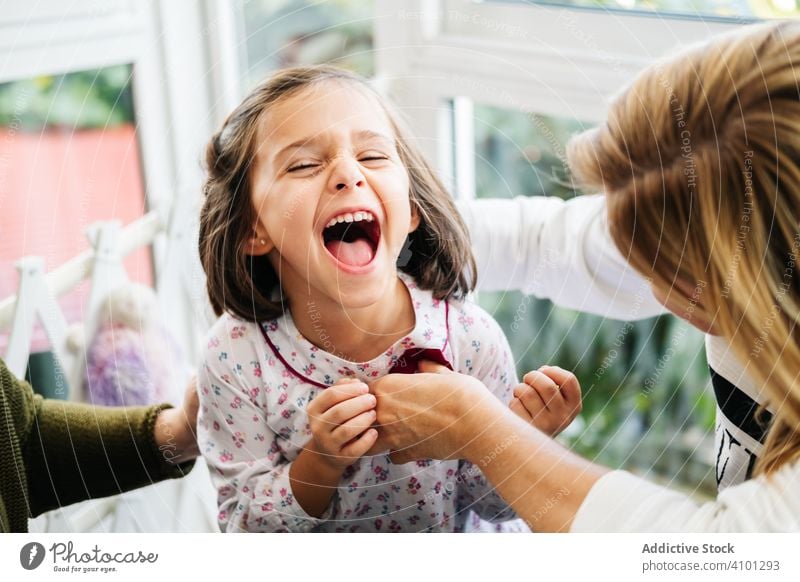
top-left (1, 359), bottom-right (38, 531)
top-left (24, 397), bottom-right (194, 517)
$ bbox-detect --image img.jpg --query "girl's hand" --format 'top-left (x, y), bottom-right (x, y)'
top-left (509, 366), bottom-right (582, 436)
top-left (306, 378), bottom-right (378, 474)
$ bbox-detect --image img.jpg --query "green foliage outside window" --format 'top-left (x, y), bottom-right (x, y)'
top-left (0, 64), bottom-right (134, 130)
top-left (474, 105), bottom-right (717, 495)
top-left (242, 0), bottom-right (374, 87)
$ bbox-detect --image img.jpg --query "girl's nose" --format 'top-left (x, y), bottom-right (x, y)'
top-left (328, 157), bottom-right (365, 192)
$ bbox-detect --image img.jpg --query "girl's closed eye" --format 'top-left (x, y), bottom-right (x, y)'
top-left (287, 154), bottom-right (389, 175)
top-left (287, 161), bottom-right (322, 174)
top-left (359, 152), bottom-right (391, 164)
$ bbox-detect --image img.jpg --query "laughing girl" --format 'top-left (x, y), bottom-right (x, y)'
top-left (196, 66), bottom-right (570, 532)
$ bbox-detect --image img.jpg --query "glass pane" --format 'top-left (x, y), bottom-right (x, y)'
top-left (0, 64), bottom-right (153, 360)
top-left (473, 104), bottom-right (715, 494)
top-left (242, 0), bottom-right (375, 88)
top-left (474, 0), bottom-right (800, 19)
top-left (475, 106), bottom-right (589, 199)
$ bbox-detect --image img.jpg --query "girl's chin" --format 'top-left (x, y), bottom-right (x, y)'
top-left (328, 274), bottom-right (396, 306)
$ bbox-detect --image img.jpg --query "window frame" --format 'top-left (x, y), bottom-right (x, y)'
top-left (375, 0), bottom-right (743, 198)
top-left (0, 0), bottom-right (233, 363)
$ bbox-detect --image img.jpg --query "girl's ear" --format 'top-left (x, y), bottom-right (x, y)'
top-left (245, 227), bottom-right (274, 256)
top-left (408, 203), bottom-right (421, 233)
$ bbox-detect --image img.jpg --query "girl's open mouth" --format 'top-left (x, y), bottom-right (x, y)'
top-left (322, 210), bottom-right (381, 268)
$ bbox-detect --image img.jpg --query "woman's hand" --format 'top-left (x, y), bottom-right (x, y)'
top-left (371, 363), bottom-right (606, 531)
top-left (154, 376), bottom-right (201, 464)
top-left (369, 362), bottom-right (508, 464)
top-left (509, 366), bottom-right (582, 436)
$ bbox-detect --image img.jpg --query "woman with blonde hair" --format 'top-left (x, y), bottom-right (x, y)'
top-left (370, 21), bottom-right (800, 531)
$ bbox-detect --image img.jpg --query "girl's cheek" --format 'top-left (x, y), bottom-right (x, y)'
top-left (275, 191), bottom-right (312, 221)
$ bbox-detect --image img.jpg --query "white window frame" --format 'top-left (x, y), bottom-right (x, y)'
top-left (374, 0), bottom-right (744, 198)
top-left (0, 0), bottom-right (241, 362)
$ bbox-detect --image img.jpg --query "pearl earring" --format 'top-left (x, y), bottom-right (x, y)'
top-left (260, 239), bottom-right (267, 246)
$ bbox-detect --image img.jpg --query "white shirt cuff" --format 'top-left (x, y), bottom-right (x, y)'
top-left (571, 471), bottom-right (700, 532)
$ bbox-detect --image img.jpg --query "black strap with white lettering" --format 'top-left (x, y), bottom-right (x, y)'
top-left (710, 366), bottom-right (772, 443)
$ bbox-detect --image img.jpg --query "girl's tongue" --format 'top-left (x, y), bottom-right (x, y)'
top-left (323, 220), bottom-right (379, 267)
top-left (325, 238), bottom-right (374, 267)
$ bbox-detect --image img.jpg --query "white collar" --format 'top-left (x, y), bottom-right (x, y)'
top-left (259, 274), bottom-right (451, 388)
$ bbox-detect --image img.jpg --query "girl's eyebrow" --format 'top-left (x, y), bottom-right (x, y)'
top-left (353, 130), bottom-right (395, 146)
top-left (272, 136), bottom-right (321, 165)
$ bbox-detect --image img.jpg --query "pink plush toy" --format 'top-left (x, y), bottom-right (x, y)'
top-left (83, 284), bottom-right (188, 407)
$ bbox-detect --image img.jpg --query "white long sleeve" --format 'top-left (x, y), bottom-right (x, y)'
top-left (571, 464), bottom-right (800, 532)
top-left (458, 195), bottom-right (666, 321)
top-left (198, 350), bottom-right (330, 532)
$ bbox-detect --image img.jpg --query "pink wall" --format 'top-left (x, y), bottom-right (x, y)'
top-left (0, 124), bottom-right (153, 352)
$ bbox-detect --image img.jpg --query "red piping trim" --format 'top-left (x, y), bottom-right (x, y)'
top-left (259, 323), bottom-right (329, 389)
top-left (442, 300), bottom-right (451, 356)
top-left (258, 298), bottom-right (453, 388)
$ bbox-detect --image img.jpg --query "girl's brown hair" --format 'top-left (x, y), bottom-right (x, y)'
top-left (199, 66), bottom-right (476, 323)
top-left (568, 21), bottom-right (800, 475)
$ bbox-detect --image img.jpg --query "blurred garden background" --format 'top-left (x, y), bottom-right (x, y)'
top-left (233, 0), bottom-right (800, 497)
top-left (0, 65), bottom-right (152, 394)
top-left (5, 0), bottom-right (799, 497)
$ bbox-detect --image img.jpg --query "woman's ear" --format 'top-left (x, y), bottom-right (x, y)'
top-left (245, 227), bottom-right (274, 256)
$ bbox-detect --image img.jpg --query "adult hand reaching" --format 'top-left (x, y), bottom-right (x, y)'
top-left (154, 376), bottom-right (201, 464)
top-left (369, 361), bottom-right (509, 464)
top-left (369, 361), bottom-right (605, 531)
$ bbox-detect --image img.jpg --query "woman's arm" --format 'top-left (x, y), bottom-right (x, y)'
top-left (152, 376), bottom-right (200, 464)
top-left (450, 301), bottom-right (522, 523)
top-left (1, 355), bottom-right (196, 521)
top-left (374, 363), bottom-right (800, 532)
top-left (25, 392), bottom-right (196, 517)
top-left (457, 404), bottom-right (605, 531)
top-left (458, 195), bottom-right (665, 320)
top-left (569, 462), bottom-right (800, 531)
top-left (371, 362), bottom-right (606, 531)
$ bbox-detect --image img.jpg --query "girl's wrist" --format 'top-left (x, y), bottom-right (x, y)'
top-left (290, 445), bottom-right (345, 518)
top-left (301, 441), bottom-right (347, 484)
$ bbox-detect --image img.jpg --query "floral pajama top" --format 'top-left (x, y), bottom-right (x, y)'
top-left (198, 275), bottom-right (525, 532)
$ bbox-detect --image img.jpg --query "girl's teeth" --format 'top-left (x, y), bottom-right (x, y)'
top-left (326, 211), bottom-right (374, 227)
